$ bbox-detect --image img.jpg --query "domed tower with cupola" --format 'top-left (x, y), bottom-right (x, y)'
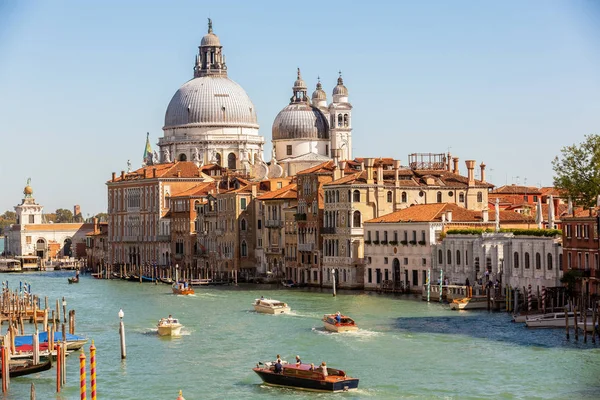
top-left (159, 19), bottom-right (265, 170)
top-left (272, 69), bottom-right (331, 176)
top-left (14, 178), bottom-right (43, 226)
top-left (328, 72), bottom-right (353, 161)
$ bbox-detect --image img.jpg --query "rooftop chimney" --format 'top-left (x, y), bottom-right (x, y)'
top-left (446, 210), bottom-right (453, 222)
top-left (447, 153), bottom-right (452, 171)
top-left (339, 161), bottom-right (347, 178)
top-left (143, 169), bottom-right (147, 179)
top-left (452, 157), bottom-right (459, 174)
top-left (121, 171), bottom-right (125, 180)
top-left (480, 162), bottom-right (486, 183)
top-left (465, 160), bottom-right (476, 187)
top-left (153, 168), bottom-right (157, 178)
top-left (112, 172), bottom-right (116, 182)
top-left (376, 163), bottom-right (383, 183)
top-left (393, 160), bottom-right (401, 184)
top-left (365, 158), bottom-right (375, 184)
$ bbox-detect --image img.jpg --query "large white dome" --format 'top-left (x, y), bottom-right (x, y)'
top-left (163, 76), bottom-right (259, 130)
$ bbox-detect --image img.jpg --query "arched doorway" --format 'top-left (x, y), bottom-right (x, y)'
top-left (215, 153), bottom-right (222, 166)
top-left (179, 153), bottom-right (187, 161)
top-left (393, 258), bottom-right (401, 287)
top-left (227, 152), bottom-right (237, 170)
top-left (63, 238), bottom-right (73, 257)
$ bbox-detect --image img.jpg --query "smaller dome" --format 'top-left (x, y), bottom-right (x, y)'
top-left (201, 32), bottom-right (221, 47)
top-left (272, 104), bottom-right (329, 141)
top-left (23, 185), bottom-right (33, 196)
top-left (333, 75), bottom-right (348, 96)
top-left (312, 81), bottom-right (326, 101)
top-left (293, 68), bottom-right (306, 90)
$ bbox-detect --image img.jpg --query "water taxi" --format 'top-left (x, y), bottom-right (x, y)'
top-left (253, 361), bottom-right (359, 392)
top-left (172, 282), bottom-right (195, 295)
top-left (525, 310), bottom-right (593, 329)
top-left (0, 258), bottom-right (22, 273)
top-left (322, 314), bottom-right (358, 333)
top-left (253, 298), bottom-right (290, 314)
top-left (449, 296), bottom-right (488, 310)
top-left (157, 317), bottom-right (183, 336)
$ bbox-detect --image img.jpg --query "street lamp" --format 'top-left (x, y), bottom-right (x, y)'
top-left (118, 308), bottom-right (124, 320)
top-left (331, 268), bottom-right (336, 297)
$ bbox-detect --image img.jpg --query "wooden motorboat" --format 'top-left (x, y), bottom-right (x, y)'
top-left (449, 296), bottom-right (488, 310)
top-left (172, 282), bottom-right (195, 295)
top-left (68, 277), bottom-right (79, 284)
top-left (281, 279), bottom-right (297, 288)
top-left (159, 277), bottom-right (174, 284)
top-left (526, 310), bottom-right (593, 329)
top-left (1, 359), bottom-right (52, 379)
top-left (322, 314), bottom-right (358, 333)
top-left (157, 317), bottom-right (183, 337)
top-left (253, 298), bottom-right (290, 314)
top-left (253, 361), bottom-right (359, 392)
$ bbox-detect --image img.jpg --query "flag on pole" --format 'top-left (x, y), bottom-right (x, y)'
top-left (143, 132), bottom-right (153, 166)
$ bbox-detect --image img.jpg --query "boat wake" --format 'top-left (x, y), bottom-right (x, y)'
top-left (311, 327), bottom-right (382, 339)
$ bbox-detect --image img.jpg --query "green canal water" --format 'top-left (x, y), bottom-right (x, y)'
top-left (2, 271), bottom-right (599, 399)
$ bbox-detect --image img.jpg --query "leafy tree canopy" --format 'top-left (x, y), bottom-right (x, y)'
top-left (55, 208), bottom-right (74, 223)
top-left (552, 134), bottom-right (600, 210)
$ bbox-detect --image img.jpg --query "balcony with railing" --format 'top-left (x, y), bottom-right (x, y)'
top-left (265, 219), bottom-right (284, 228)
top-left (298, 243), bottom-right (314, 252)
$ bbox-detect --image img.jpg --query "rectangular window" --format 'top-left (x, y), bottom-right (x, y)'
top-left (376, 269), bottom-right (381, 284)
top-left (422, 270), bottom-right (427, 287)
top-left (394, 231), bottom-right (398, 242)
top-left (26, 236), bottom-right (31, 244)
top-left (596, 253), bottom-right (599, 270)
top-left (286, 145), bottom-right (292, 155)
top-left (384, 269), bottom-right (389, 281)
top-left (585, 253), bottom-right (589, 270)
top-left (325, 145), bottom-right (329, 156)
top-left (412, 231), bottom-right (417, 242)
top-left (566, 224), bottom-right (571, 238)
top-left (313, 271), bottom-right (318, 282)
top-left (368, 268), bottom-right (372, 283)
top-left (422, 258), bottom-right (427, 266)
top-left (240, 198), bottom-right (247, 210)
top-left (403, 257), bottom-right (408, 265)
top-left (533, 195), bottom-right (538, 202)
top-left (29, 215), bottom-right (34, 223)
top-left (258, 220), bottom-right (262, 229)
top-left (567, 253), bottom-right (572, 269)
top-left (367, 231), bottom-right (371, 241)
top-left (412, 270), bottom-right (418, 286)
top-left (314, 255), bottom-right (318, 265)
top-left (384, 257), bottom-right (388, 264)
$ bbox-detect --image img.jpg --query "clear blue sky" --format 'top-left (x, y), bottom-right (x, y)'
top-left (1, 0), bottom-right (599, 216)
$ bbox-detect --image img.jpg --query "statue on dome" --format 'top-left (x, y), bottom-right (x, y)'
top-left (153, 151), bottom-right (159, 165)
top-left (127, 159), bottom-right (132, 173)
top-left (192, 147), bottom-right (203, 167)
top-left (163, 148), bottom-right (172, 163)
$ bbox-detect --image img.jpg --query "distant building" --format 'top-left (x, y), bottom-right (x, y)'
top-left (561, 214), bottom-right (599, 295)
top-left (6, 180), bottom-right (93, 261)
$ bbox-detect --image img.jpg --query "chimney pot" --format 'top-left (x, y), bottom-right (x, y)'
top-left (452, 157), bottom-right (459, 174)
top-left (112, 172), bottom-right (116, 182)
top-left (446, 210), bottom-right (453, 222)
top-left (480, 162), bottom-right (486, 183)
top-left (121, 171), bottom-right (125, 179)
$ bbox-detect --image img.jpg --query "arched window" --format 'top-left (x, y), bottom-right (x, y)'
top-left (215, 153), bottom-right (222, 166)
top-left (337, 114), bottom-right (343, 127)
top-left (401, 192), bottom-right (407, 202)
top-left (240, 219), bottom-right (247, 231)
top-left (525, 252), bottom-right (530, 269)
top-left (456, 250), bottom-right (461, 265)
top-left (227, 153), bottom-right (237, 170)
top-left (438, 249), bottom-right (443, 264)
top-left (514, 252), bottom-right (519, 268)
top-left (241, 241), bottom-right (247, 257)
top-left (547, 253), bottom-right (553, 270)
top-left (343, 114), bottom-right (349, 127)
top-left (477, 192), bottom-right (483, 202)
top-left (447, 249), bottom-right (452, 264)
top-left (535, 252), bottom-right (541, 269)
top-left (336, 190), bottom-right (340, 202)
top-left (435, 191), bottom-right (441, 202)
top-left (353, 190), bottom-right (360, 202)
top-left (179, 153), bottom-right (187, 161)
top-left (353, 210), bottom-right (361, 227)
top-left (459, 192), bottom-right (465, 202)
top-left (387, 191), bottom-right (392, 202)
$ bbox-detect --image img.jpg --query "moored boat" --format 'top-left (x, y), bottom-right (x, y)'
top-left (0, 258), bottom-right (22, 273)
top-left (322, 313), bottom-right (358, 333)
top-left (525, 310), bottom-right (593, 329)
top-left (449, 296), bottom-right (488, 310)
top-left (67, 277), bottom-right (79, 284)
top-left (14, 332), bottom-right (88, 351)
top-left (157, 316), bottom-right (183, 336)
top-left (2, 359), bottom-right (52, 379)
top-left (253, 298), bottom-right (290, 314)
top-left (253, 361), bottom-right (359, 392)
top-left (172, 282), bottom-right (195, 295)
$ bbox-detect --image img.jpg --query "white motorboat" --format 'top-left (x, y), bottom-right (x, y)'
top-left (157, 317), bottom-right (183, 336)
top-left (253, 298), bottom-right (290, 314)
top-left (0, 258), bottom-right (22, 272)
top-left (525, 310), bottom-right (592, 329)
top-left (449, 296), bottom-right (488, 310)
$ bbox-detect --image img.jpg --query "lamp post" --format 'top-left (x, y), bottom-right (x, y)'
top-left (332, 268), bottom-right (336, 297)
top-left (118, 309), bottom-right (126, 359)
top-left (175, 264), bottom-right (179, 283)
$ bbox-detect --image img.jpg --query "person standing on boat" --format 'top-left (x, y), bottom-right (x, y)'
top-left (295, 355), bottom-right (301, 366)
top-left (320, 362), bottom-right (328, 377)
top-left (335, 312), bottom-right (341, 324)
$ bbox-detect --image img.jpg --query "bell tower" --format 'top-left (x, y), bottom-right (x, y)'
top-left (328, 72), bottom-right (353, 161)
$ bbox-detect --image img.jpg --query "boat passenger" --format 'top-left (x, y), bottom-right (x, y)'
top-left (320, 362), bottom-right (328, 377)
top-left (295, 355), bottom-right (301, 365)
top-left (335, 312), bottom-right (341, 324)
top-left (168, 314), bottom-right (173, 322)
top-left (276, 354), bottom-right (281, 363)
top-left (274, 360), bottom-right (283, 374)
top-left (309, 363), bottom-right (315, 371)
top-left (260, 295), bottom-right (265, 300)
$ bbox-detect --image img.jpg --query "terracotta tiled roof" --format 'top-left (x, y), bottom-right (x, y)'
top-left (492, 185), bottom-right (542, 195)
top-left (257, 184), bottom-right (297, 200)
top-left (109, 161), bottom-right (215, 182)
top-left (365, 203), bottom-right (534, 224)
top-left (540, 187), bottom-right (564, 197)
top-left (171, 182), bottom-right (216, 198)
top-left (297, 161), bottom-right (335, 175)
top-left (23, 223), bottom-right (93, 231)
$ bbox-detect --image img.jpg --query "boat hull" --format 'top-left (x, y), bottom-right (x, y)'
top-left (253, 369), bottom-right (359, 392)
top-left (4, 359), bottom-right (52, 379)
top-left (323, 321), bottom-right (358, 333)
top-left (157, 324), bottom-right (183, 337)
top-left (172, 287), bottom-right (195, 295)
top-left (253, 304), bottom-right (290, 314)
top-left (449, 297), bottom-right (489, 310)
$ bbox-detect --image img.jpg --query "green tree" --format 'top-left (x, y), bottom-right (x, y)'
top-left (55, 208), bottom-right (74, 223)
top-left (0, 211), bottom-right (17, 234)
top-left (552, 134), bottom-right (600, 211)
top-left (94, 213), bottom-right (109, 222)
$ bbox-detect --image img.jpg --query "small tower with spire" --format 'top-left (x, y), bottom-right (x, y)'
top-left (15, 178), bottom-right (43, 225)
top-left (328, 71), bottom-right (353, 161)
top-left (289, 68), bottom-right (308, 104)
top-left (194, 18), bottom-right (227, 78)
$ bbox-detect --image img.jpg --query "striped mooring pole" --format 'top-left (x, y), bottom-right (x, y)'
top-left (527, 284), bottom-right (532, 312)
top-left (542, 286), bottom-right (546, 314)
top-left (90, 341), bottom-right (96, 400)
top-left (79, 350), bottom-right (87, 400)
